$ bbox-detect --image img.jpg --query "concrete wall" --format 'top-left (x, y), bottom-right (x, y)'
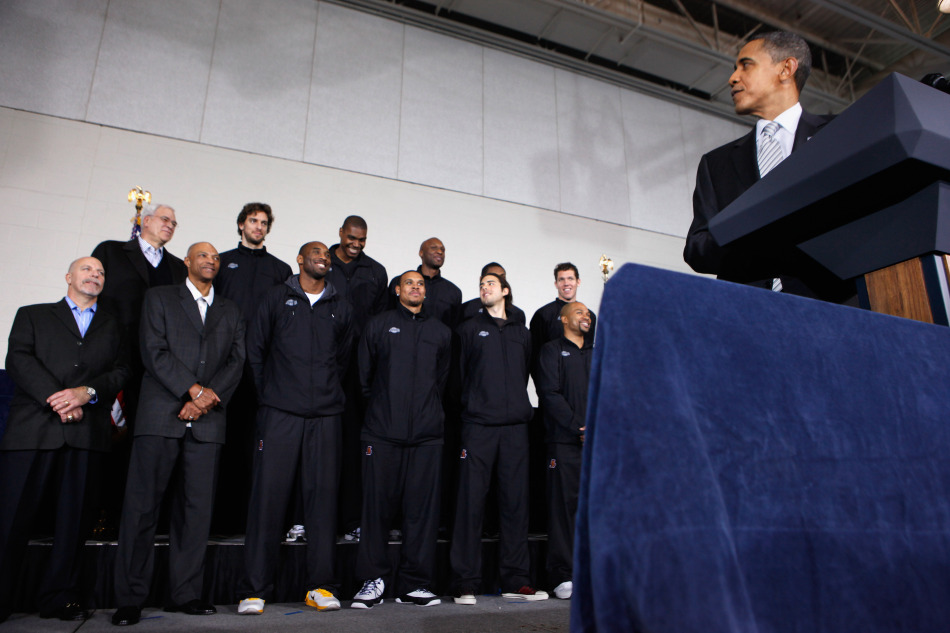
top-left (0, 0), bottom-right (749, 363)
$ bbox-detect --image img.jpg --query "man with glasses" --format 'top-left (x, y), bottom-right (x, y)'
top-left (91, 203), bottom-right (187, 535)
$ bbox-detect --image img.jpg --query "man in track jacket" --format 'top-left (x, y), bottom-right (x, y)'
top-left (535, 301), bottom-right (593, 601)
top-left (450, 273), bottom-right (547, 604)
top-left (350, 271), bottom-right (451, 609)
top-left (238, 241), bottom-right (354, 615)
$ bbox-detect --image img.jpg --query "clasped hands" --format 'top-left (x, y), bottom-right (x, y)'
top-left (178, 384), bottom-right (221, 422)
top-left (47, 387), bottom-right (90, 424)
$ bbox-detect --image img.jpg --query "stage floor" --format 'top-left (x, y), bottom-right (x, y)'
top-left (2, 593), bottom-right (571, 633)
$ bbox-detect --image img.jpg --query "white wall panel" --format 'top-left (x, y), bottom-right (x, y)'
top-left (483, 49), bottom-right (560, 211)
top-left (622, 90), bottom-right (692, 237)
top-left (679, 106), bottom-right (751, 214)
top-left (0, 0), bottom-right (107, 120)
top-left (86, 0), bottom-right (219, 141)
top-left (305, 2), bottom-right (404, 179)
top-left (200, 0), bottom-right (317, 161)
top-left (398, 27), bottom-right (484, 196)
top-left (556, 69), bottom-right (629, 225)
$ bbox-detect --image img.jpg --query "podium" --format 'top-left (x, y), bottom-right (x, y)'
top-left (709, 73), bottom-right (950, 325)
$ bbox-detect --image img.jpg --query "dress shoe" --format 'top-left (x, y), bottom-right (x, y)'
top-left (112, 605), bottom-right (141, 626)
top-left (164, 599), bottom-right (216, 615)
top-left (39, 602), bottom-right (90, 621)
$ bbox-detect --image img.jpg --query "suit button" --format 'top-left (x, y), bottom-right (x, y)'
top-left (77, 341), bottom-right (82, 346)
top-left (74, 364), bottom-right (79, 367)
top-left (200, 361), bottom-right (205, 364)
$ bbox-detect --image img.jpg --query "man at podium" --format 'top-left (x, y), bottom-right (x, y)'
top-left (684, 31), bottom-right (854, 303)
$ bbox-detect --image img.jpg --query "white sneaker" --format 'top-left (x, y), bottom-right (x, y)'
top-left (238, 597), bottom-right (264, 614)
top-left (351, 578), bottom-right (384, 609)
top-left (305, 588), bottom-right (340, 611)
top-left (396, 588), bottom-right (440, 606)
top-left (285, 524), bottom-right (306, 542)
top-left (344, 527), bottom-right (361, 542)
top-left (554, 581), bottom-right (573, 600)
top-left (502, 586), bottom-right (549, 601)
top-left (454, 588), bottom-right (476, 605)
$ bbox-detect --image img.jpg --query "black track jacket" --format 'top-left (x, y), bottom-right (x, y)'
top-left (247, 276), bottom-right (354, 418)
top-left (535, 336), bottom-right (592, 444)
top-left (457, 310), bottom-right (532, 427)
top-left (358, 304), bottom-right (452, 446)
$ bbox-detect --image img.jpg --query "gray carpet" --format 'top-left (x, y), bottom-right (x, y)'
top-left (1, 595), bottom-right (571, 632)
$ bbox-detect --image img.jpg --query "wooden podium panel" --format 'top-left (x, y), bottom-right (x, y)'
top-left (864, 255), bottom-right (950, 325)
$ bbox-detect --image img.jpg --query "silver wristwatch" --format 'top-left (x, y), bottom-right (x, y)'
top-left (85, 386), bottom-right (97, 400)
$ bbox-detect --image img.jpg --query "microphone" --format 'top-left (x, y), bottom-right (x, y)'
top-left (920, 73), bottom-right (950, 94)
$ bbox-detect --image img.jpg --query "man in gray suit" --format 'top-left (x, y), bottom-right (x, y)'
top-left (112, 242), bottom-right (245, 626)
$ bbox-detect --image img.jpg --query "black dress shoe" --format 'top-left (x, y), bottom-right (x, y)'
top-left (112, 605), bottom-right (141, 626)
top-left (164, 599), bottom-right (216, 615)
top-left (40, 602), bottom-right (90, 621)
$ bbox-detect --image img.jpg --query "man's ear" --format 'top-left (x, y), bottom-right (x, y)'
top-left (782, 57), bottom-right (799, 83)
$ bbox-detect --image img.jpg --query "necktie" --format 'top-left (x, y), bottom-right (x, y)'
top-left (197, 297), bottom-right (208, 323)
top-left (758, 121), bottom-right (785, 292)
top-left (757, 121), bottom-right (783, 178)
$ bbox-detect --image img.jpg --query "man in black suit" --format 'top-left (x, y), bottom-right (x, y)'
top-left (91, 203), bottom-right (187, 531)
top-left (0, 257), bottom-right (129, 623)
top-left (112, 242), bottom-right (245, 626)
top-left (684, 32), bottom-right (853, 302)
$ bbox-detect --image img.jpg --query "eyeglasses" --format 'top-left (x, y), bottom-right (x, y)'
top-left (155, 215), bottom-right (178, 228)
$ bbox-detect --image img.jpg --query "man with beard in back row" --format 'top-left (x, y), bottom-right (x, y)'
top-left (212, 202), bottom-right (292, 535)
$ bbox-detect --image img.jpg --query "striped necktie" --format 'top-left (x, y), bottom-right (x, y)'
top-left (757, 121), bottom-right (783, 178)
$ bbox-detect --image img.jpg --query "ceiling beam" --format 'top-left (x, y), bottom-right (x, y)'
top-left (806, 0), bottom-right (950, 61)
top-left (710, 0), bottom-right (885, 71)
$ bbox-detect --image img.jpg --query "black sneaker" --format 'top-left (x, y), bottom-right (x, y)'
top-left (396, 588), bottom-right (440, 606)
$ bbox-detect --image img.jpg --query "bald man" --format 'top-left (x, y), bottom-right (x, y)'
top-left (535, 301), bottom-right (593, 601)
top-left (0, 257), bottom-right (129, 623)
top-left (388, 238), bottom-right (462, 330)
top-left (112, 243), bottom-right (245, 626)
top-left (239, 241), bottom-right (354, 615)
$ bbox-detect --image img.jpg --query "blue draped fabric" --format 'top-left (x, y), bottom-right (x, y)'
top-left (573, 264), bottom-right (950, 633)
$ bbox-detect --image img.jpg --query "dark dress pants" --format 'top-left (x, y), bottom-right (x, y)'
top-left (0, 447), bottom-right (95, 617)
top-left (114, 430), bottom-right (221, 606)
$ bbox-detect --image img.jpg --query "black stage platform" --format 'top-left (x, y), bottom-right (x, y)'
top-left (12, 534), bottom-right (551, 611)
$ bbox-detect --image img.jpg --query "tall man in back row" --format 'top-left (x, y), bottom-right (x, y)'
top-left (529, 263), bottom-right (596, 375)
top-left (327, 215), bottom-right (389, 542)
top-left (389, 238), bottom-right (462, 330)
top-left (213, 202), bottom-right (292, 534)
top-left (684, 31), bottom-right (853, 302)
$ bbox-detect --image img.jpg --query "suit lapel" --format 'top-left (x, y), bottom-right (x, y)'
top-left (793, 110), bottom-right (827, 150)
top-left (730, 130), bottom-right (760, 191)
top-left (179, 285), bottom-right (204, 334)
top-left (204, 299), bottom-right (225, 333)
top-left (123, 239), bottom-right (150, 283)
top-left (52, 299), bottom-right (82, 339)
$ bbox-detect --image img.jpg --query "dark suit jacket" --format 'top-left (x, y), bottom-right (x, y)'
top-left (2, 300), bottom-right (129, 452)
top-left (91, 239), bottom-right (187, 331)
top-left (684, 110), bottom-right (854, 302)
top-left (136, 284), bottom-right (245, 444)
